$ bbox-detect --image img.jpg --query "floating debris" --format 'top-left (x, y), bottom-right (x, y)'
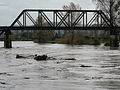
top-left (16, 54), bottom-right (77, 61)
top-left (16, 54), bottom-right (34, 59)
top-left (34, 54), bottom-right (48, 61)
top-left (80, 65), bottom-right (92, 67)
top-left (64, 58), bottom-right (76, 60)
top-left (24, 77), bottom-right (30, 79)
top-left (0, 82), bottom-right (6, 85)
top-left (16, 54), bottom-right (26, 58)
top-left (92, 77), bottom-right (103, 79)
top-left (0, 72), bottom-right (13, 76)
top-left (57, 61), bottom-right (64, 64)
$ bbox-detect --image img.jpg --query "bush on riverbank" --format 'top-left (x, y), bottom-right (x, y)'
top-left (56, 32), bottom-right (101, 45)
top-left (32, 30), bottom-right (106, 45)
top-left (33, 30), bottom-right (54, 43)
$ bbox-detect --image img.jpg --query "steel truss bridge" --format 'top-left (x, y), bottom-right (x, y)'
top-left (0, 9), bottom-right (120, 32)
top-left (0, 9), bottom-right (120, 48)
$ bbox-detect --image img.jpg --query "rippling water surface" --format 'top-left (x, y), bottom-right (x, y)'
top-left (0, 41), bottom-right (120, 90)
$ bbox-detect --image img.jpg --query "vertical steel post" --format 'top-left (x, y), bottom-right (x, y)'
top-left (97, 12), bottom-right (99, 27)
top-left (86, 12), bottom-right (87, 27)
top-left (71, 11), bottom-right (73, 27)
top-left (23, 12), bottom-right (26, 27)
top-left (68, 11), bottom-right (70, 27)
top-left (56, 11), bottom-right (57, 27)
top-left (83, 12), bottom-right (84, 27)
top-left (53, 11), bottom-right (55, 27)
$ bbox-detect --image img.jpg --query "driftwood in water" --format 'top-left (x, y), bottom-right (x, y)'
top-left (64, 58), bottom-right (76, 60)
top-left (16, 54), bottom-right (34, 59)
top-left (16, 54), bottom-right (76, 61)
top-left (16, 54), bottom-right (26, 58)
top-left (34, 55), bottom-right (48, 61)
top-left (80, 65), bottom-right (92, 67)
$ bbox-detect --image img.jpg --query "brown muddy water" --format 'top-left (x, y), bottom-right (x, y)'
top-left (0, 41), bottom-right (120, 90)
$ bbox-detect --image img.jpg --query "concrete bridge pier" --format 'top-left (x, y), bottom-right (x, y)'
top-left (110, 30), bottom-right (119, 48)
top-left (4, 31), bottom-right (12, 48)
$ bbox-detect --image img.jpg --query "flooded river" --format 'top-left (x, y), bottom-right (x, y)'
top-left (0, 41), bottom-right (120, 90)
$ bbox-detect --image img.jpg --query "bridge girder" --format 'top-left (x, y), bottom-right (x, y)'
top-left (0, 9), bottom-right (120, 31)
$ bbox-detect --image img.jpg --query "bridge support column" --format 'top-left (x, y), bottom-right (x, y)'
top-left (4, 31), bottom-right (12, 48)
top-left (110, 30), bottom-right (119, 48)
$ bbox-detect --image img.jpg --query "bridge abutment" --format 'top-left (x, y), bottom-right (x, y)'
top-left (110, 30), bottom-right (119, 48)
top-left (4, 31), bottom-right (12, 48)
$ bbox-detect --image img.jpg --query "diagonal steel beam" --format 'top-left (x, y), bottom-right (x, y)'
top-left (56, 12), bottom-right (69, 27)
top-left (17, 20), bottom-right (23, 26)
top-left (26, 11), bottom-right (37, 26)
top-left (11, 10), bottom-right (25, 26)
top-left (41, 12), bottom-right (54, 27)
top-left (72, 12), bottom-right (83, 27)
top-left (57, 12), bottom-right (69, 27)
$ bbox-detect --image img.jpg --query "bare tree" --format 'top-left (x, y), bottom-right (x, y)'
top-left (114, 1), bottom-right (120, 25)
top-left (93, 0), bottom-right (120, 46)
top-left (62, 2), bottom-right (81, 21)
top-left (62, 2), bottom-right (81, 45)
top-left (92, 0), bottom-right (120, 26)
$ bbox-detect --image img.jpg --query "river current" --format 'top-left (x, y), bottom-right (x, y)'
top-left (0, 41), bottom-right (120, 90)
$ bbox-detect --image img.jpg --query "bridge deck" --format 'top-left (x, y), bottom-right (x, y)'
top-left (0, 26), bottom-right (120, 31)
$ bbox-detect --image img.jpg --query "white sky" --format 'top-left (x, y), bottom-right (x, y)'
top-left (0, 0), bottom-right (96, 25)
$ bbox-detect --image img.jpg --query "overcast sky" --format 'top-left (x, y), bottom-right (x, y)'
top-left (0, 0), bottom-right (96, 25)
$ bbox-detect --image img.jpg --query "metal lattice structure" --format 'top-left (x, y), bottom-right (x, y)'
top-left (0, 9), bottom-right (120, 31)
top-left (0, 9), bottom-right (120, 48)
